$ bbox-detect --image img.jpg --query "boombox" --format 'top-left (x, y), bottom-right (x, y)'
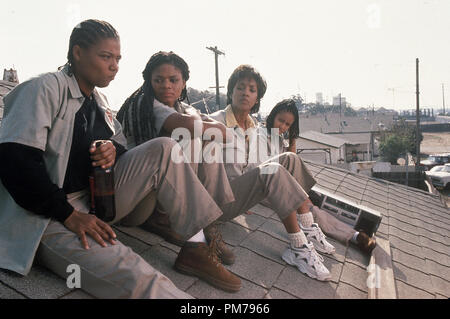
top-left (311, 186), bottom-right (382, 237)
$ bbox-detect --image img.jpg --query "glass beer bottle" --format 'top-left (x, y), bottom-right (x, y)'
top-left (89, 141), bottom-right (116, 222)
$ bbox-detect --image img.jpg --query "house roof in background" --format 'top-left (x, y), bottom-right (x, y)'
top-left (299, 130), bottom-right (351, 148)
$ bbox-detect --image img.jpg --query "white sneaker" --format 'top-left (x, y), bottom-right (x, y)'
top-left (300, 223), bottom-right (336, 254)
top-left (282, 242), bottom-right (332, 281)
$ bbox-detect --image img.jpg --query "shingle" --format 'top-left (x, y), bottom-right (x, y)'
top-left (392, 262), bottom-right (434, 293)
top-left (113, 225), bottom-right (164, 246)
top-left (336, 184), bottom-right (364, 202)
top-left (218, 221), bottom-right (251, 246)
top-left (186, 277), bottom-right (268, 299)
top-left (415, 226), bottom-right (449, 246)
top-left (231, 213), bottom-right (267, 231)
top-left (240, 231), bottom-right (288, 265)
top-left (396, 281), bottom-right (435, 299)
top-left (419, 236), bottom-right (450, 256)
top-left (274, 266), bottom-right (337, 299)
top-left (258, 219), bottom-right (289, 243)
top-left (430, 275), bottom-right (450, 298)
top-left (422, 247), bottom-right (450, 267)
top-left (388, 226), bottom-right (421, 245)
top-left (389, 236), bottom-right (425, 259)
top-left (335, 282), bottom-right (367, 299)
top-left (0, 266), bottom-right (70, 299)
top-left (388, 217), bottom-right (419, 235)
top-left (0, 283), bottom-right (26, 299)
top-left (60, 289), bottom-right (95, 299)
top-left (114, 229), bottom-right (151, 254)
top-left (140, 245), bottom-right (197, 291)
top-left (228, 247), bottom-right (285, 289)
top-left (425, 259), bottom-right (450, 280)
top-left (325, 237), bottom-right (347, 263)
top-left (340, 262), bottom-right (368, 293)
top-left (264, 288), bottom-right (297, 299)
top-left (248, 203), bottom-right (276, 218)
top-left (391, 247), bottom-right (428, 274)
top-left (416, 219), bottom-right (450, 238)
top-left (345, 245), bottom-right (371, 269)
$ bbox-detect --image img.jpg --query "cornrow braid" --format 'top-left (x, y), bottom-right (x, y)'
top-left (117, 51), bottom-right (190, 146)
top-left (66, 19), bottom-right (119, 75)
top-left (266, 98), bottom-right (300, 141)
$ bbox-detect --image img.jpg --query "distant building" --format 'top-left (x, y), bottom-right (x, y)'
top-left (332, 95), bottom-right (346, 107)
top-left (316, 92), bottom-right (323, 105)
top-left (296, 130), bottom-right (352, 164)
top-left (0, 68), bottom-right (19, 126)
top-left (3, 68), bottom-right (19, 83)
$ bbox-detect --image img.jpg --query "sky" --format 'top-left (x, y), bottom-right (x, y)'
top-left (1, 0), bottom-right (449, 114)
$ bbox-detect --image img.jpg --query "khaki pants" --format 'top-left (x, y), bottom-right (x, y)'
top-left (219, 152), bottom-right (310, 222)
top-left (250, 152), bottom-right (355, 244)
top-left (36, 137), bottom-right (224, 299)
top-left (311, 206), bottom-right (355, 244)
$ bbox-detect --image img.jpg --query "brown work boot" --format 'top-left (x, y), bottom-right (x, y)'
top-left (141, 209), bottom-right (186, 247)
top-left (204, 222), bottom-right (236, 265)
top-left (174, 241), bottom-right (241, 293)
top-left (356, 232), bottom-right (377, 255)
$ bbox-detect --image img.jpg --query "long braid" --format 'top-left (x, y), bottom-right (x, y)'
top-left (117, 51), bottom-right (190, 146)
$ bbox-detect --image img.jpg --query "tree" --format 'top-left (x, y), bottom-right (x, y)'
top-left (378, 119), bottom-right (423, 164)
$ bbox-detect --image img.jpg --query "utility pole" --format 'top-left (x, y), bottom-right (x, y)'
top-left (206, 46), bottom-right (225, 109)
top-left (442, 83), bottom-right (446, 116)
top-left (339, 93), bottom-right (342, 132)
top-left (415, 58), bottom-right (421, 169)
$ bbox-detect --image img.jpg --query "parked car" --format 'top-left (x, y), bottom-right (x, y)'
top-left (420, 153), bottom-right (450, 171)
top-left (425, 163), bottom-right (450, 189)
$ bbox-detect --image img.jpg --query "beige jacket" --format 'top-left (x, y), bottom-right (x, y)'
top-left (0, 66), bottom-right (126, 275)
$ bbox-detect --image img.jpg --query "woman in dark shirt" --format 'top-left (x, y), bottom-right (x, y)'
top-left (0, 19), bottom-right (238, 298)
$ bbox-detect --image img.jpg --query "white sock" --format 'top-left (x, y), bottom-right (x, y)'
top-left (187, 229), bottom-right (207, 243)
top-left (288, 231), bottom-right (308, 248)
top-left (351, 232), bottom-right (360, 244)
top-left (299, 212), bottom-right (314, 228)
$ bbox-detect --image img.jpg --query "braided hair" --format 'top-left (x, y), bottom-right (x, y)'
top-left (266, 98), bottom-right (299, 141)
top-left (65, 19), bottom-right (119, 75)
top-left (226, 64), bottom-right (267, 114)
top-left (117, 51), bottom-right (190, 145)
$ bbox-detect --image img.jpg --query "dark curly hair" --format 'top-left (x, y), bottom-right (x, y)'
top-left (226, 64), bottom-right (267, 114)
top-left (117, 51), bottom-right (190, 145)
top-left (266, 98), bottom-right (299, 141)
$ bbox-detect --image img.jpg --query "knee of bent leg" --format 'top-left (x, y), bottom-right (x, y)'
top-left (141, 137), bottom-right (179, 156)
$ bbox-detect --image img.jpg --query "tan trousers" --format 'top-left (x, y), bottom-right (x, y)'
top-left (253, 152), bottom-right (355, 244)
top-left (219, 152), bottom-right (310, 222)
top-left (311, 206), bottom-right (355, 244)
top-left (36, 137), bottom-right (224, 299)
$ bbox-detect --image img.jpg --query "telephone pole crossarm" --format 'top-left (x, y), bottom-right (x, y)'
top-left (206, 46), bottom-right (225, 109)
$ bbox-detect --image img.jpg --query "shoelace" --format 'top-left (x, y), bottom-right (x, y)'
top-left (207, 236), bottom-right (221, 267)
top-left (307, 244), bottom-right (324, 264)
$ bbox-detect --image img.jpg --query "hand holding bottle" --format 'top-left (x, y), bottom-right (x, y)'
top-left (89, 140), bottom-right (116, 169)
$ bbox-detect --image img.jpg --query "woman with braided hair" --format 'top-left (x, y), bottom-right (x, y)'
top-left (117, 51), bottom-right (230, 146)
top-left (117, 51), bottom-right (237, 266)
top-left (0, 19), bottom-right (246, 297)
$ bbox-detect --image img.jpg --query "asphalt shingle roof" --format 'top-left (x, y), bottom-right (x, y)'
top-left (0, 159), bottom-right (448, 299)
top-left (306, 161), bottom-right (450, 298)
